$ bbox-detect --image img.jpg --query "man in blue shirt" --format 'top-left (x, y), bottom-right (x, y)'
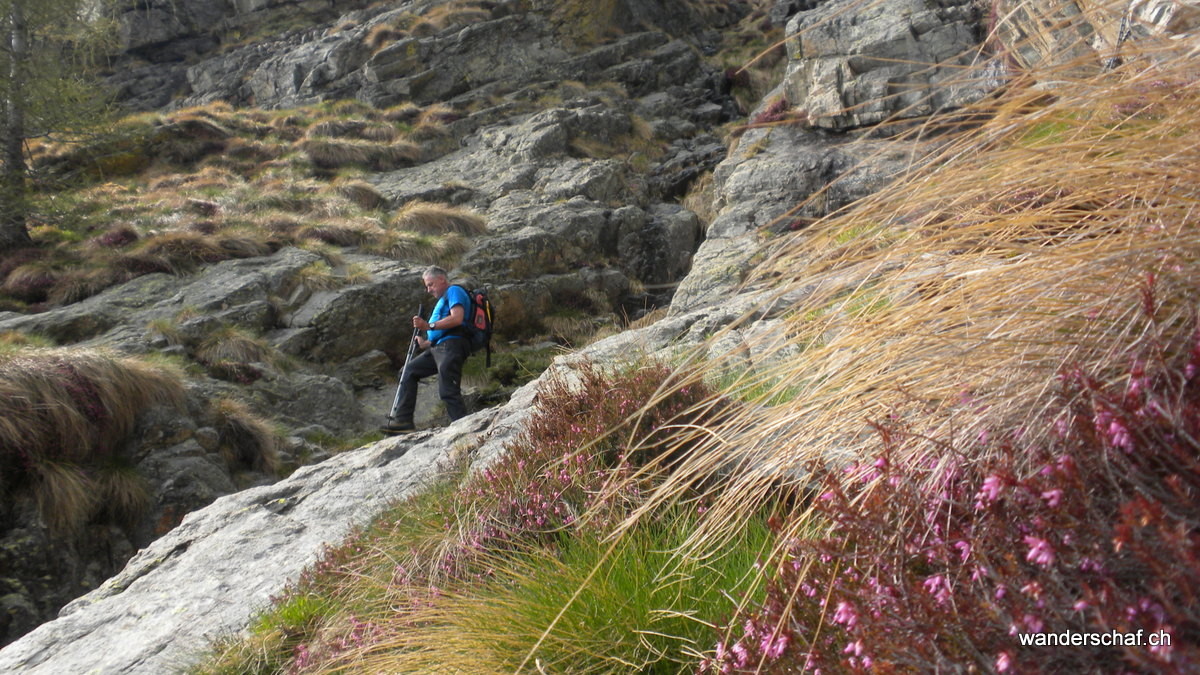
top-left (383, 266), bottom-right (471, 433)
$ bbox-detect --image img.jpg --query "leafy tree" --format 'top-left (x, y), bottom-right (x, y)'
top-left (0, 0), bottom-right (111, 252)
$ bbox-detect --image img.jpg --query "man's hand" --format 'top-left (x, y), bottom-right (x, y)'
top-left (416, 336), bottom-right (431, 350)
top-left (413, 315), bottom-right (430, 331)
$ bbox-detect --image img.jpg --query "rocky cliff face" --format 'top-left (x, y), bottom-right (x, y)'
top-left (0, 0), bottom-right (1040, 669)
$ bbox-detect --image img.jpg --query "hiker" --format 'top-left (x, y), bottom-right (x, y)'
top-left (383, 266), bottom-right (471, 433)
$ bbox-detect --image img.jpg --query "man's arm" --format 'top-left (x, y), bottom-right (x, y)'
top-left (415, 304), bottom-right (465, 332)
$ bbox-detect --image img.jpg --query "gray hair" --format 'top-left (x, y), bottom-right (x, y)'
top-left (422, 265), bottom-right (448, 280)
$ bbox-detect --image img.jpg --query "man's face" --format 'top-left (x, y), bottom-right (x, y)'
top-left (424, 274), bottom-right (449, 298)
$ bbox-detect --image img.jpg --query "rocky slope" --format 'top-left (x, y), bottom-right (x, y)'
top-left (5, 0), bottom-right (1173, 670)
top-left (2, 0), bottom-right (746, 645)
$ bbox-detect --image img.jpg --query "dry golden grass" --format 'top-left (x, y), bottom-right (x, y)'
top-left (543, 314), bottom-right (597, 346)
top-left (426, 1), bottom-right (492, 29)
top-left (382, 102), bottom-right (422, 123)
top-left (94, 463), bottom-right (152, 525)
top-left (296, 220), bottom-right (376, 247)
top-left (294, 261), bottom-right (349, 291)
top-left (391, 200), bottom-right (488, 236)
top-left (136, 231), bottom-right (229, 271)
top-left (365, 23), bottom-right (405, 51)
top-left (0, 347), bottom-right (185, 531)
top-left (598, 40), bottom-right (1200, 556)
top-left (305, 118), bottom-right (399, 143)
top-left (46, 266), bottom-right (120, 305)
top-left (31, 462), bottom-right (96, 532)
top-left (331, 179), bottom-right (387, 210)
top-left (196, 324), bottom-right (274, 366)
top-left (325, 99), bottom-right (378, 119)
top-left (362, 230), bottom-right (438, 262)
top-left (211, 397), bottom-right (280, 475)
top-left (681, 171), bottom-right (718, 227)
top-left (216, 233), bottom-right (275, 259)
top-left (432, 232), bottom-right (472, 264)
top-left (300, 137), bottom-right (422, 171)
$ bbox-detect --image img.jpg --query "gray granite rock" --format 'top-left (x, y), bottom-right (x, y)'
top-left (784, 0), bottom-right (989, 130)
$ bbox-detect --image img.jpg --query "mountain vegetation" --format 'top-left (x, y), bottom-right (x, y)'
top-left (2, 0), bottom-right (1199, 673)
top-left (191, 5), bottom-right (1200, 674)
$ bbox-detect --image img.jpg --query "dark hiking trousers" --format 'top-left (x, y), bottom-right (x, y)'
top-left (390, 337), bottom-right (470, 423)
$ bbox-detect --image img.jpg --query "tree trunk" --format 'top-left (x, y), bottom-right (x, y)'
top-left (0, 2), bottom-right (32, 253)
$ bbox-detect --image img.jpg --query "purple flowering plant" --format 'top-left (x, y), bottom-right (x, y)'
top-left (706, 289), bottom-right (1200, 674)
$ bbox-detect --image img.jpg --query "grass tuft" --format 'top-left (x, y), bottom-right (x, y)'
top-left (211, 397), bottom-right (280, 475)
top-left (300, 138), bottom-right (421, 171)
top-left (391, 200), bottom-right (487, 236)
top-left (0, 346), bottom-right (185, 532)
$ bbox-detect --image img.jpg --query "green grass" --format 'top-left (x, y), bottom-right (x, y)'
top-left (452, 510), bottom-right (772, 674)
top-left (1018, 117), bottom-right (1077, 146)
top-left (710, 369), bottom-right (806, 407)
top-left (191, 475), bottom-right (466, 675)
top-left (301, 428), bottom-right (386, 455)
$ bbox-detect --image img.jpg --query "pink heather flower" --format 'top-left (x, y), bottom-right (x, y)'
top-left (1054, 418), bottom-right (1069, 437)
top-left (954, 540), bottom-right (972, 562)
top-left (730, 641), bottom-right (749, 668)
top-left (996, 651), bottom-right (1012, 672)
top-left (1128, 377), bottom-right (1143, 398)
top-left (1073, 600), bottom-right (1089, 612)
top-left (923, 575), bottom-right (951, 604)
top-left (995, 584), bottom-right (1007, 600)
top-left (1024, 536), bottom-right (1055, 566)
top-left (832, 601), bottom-right (858, 629)
top-left (713, 641), bottom-right (726, 662)
top-left (1023, 614), bottom-right (1045, 633)
top-left (762, 633), bottom-right (790, 660)
top-left (976, 475), bottom-right (1004, 506)
top-left (1041, 489), bottom-right (1063, 508)
top-left (1108, 419), bottom-right (1133, 451)
top-left (843, 640), bottom-right (864, 656)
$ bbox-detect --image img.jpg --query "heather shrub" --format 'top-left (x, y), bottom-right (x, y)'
top-left (464, 361), bottom-right (714, 541)
top-left (89, 224), bottom-right (140, 248)
top-left (705, 294), bottom-right (1200, 673)
top-left (194, 360), bottom-right (724, 674)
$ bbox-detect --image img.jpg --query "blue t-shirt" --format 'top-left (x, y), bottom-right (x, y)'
top-left (427, 285), bottom-right (470, 344)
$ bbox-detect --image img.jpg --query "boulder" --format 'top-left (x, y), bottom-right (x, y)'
top-left (284, 258), bottom-right (425, 364)
top-left (673, 124), bottom-right (912, 312)
top-left (783, 0), bottom-right (988, 130)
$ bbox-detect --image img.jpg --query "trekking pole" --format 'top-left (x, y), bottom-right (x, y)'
top-left (388, 303), bottom-right (423, 421)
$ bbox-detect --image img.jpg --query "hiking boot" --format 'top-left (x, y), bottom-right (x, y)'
top-left (380, 420), bottom-right (416, 435)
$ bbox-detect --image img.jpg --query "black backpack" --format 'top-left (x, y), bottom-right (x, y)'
top-left (452, 285), bottom-right (494, 367)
